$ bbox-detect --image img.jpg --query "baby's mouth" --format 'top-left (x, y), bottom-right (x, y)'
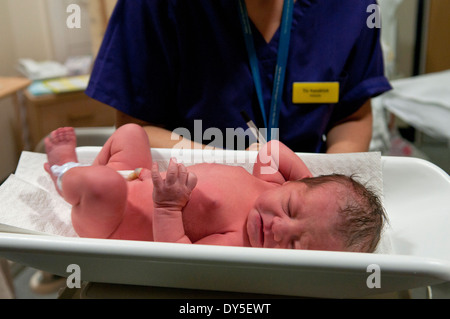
top-left (259, 214), bottom-right (264, 247)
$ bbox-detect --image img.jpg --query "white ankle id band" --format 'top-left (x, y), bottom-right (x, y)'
top-left (51, 162), bottom-right (86, 191)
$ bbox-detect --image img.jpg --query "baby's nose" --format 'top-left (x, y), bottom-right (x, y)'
top-left (271, 217), bottom-right (289, 243)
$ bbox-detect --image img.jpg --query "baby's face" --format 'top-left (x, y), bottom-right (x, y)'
top-left (247, 181), bottom-right (345, 251)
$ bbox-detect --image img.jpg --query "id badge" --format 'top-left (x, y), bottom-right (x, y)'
top-left (292, 82), bottom-right (340, 104)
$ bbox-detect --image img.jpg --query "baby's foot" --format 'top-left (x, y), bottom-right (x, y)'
top-left (44, 127), bottom-right (78, 178)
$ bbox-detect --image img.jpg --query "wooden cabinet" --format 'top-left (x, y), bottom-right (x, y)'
top-left (24, 90), bottom-right (115, 149)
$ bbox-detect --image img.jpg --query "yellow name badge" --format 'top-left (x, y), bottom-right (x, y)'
top-left (292, 82), bottom-right (340, 104)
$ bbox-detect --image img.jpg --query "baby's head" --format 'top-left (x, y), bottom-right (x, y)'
top-left (247, 174), bottom-right (386, 253)
top-left (300, 174), bottom-right (386, 253)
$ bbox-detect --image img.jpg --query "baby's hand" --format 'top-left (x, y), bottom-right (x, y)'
top-left (151, 158), bottom-right (197, 211)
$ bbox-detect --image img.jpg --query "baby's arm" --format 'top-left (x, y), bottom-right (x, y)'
top-left (151, 161), bottom-right (243, 247)
top-left (253, 140), bottom-right (312, 184)
top-left (151, 159), bottom-right (197, 244)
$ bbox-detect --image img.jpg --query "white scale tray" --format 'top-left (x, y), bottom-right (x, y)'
top-left (0, 149), bottom-right (449, 298)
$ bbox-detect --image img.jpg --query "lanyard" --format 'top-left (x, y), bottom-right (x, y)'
top-left (238, 0), bottom-right (294, 141)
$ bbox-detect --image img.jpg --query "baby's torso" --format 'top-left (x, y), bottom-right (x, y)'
top-left (110, 163), bottom-right (273, 244)
top-left (181, 164), bottom-right (268, 243)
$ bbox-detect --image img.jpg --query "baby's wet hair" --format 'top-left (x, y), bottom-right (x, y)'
top-left (299, 174), bottom-right (387, 253)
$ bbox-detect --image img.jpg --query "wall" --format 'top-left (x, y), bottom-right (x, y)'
top-left (88, 0), bottom-right (117, 57)
top-left (395, 0), bottom-right (419, 78)
top-left (7, 0), bottom-right (54, 62)
top-left (0, 1), bottom-right (16, 76)
top-left (0, 0), bottom-right (51, 180)
top-left (0, 1), bottom-right (14, 181)
top-left (46, 0), bottom-right (93, 63)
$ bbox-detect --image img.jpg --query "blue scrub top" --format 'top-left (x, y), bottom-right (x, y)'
top-left (86, 0), bottom-right (392, 152)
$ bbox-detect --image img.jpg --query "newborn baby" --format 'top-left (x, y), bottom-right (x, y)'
top-left (45, 124), bottom-right (385, 252)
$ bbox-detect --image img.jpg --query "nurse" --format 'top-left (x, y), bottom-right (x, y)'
top-left (86, 0), bottom-right (392, 153)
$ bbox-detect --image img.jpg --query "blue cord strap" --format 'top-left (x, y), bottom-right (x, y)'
top-left (238, 0), bottom-right (294, 141)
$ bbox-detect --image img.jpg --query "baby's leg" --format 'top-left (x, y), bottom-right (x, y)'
top-left (62, 165), bottom-right (127, 238)
top-left (93, 123), bottom-right (153, 171)
top-left (44, 127), bottom-right (127, 238)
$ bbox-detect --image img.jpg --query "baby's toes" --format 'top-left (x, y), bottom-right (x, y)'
top-left (51, 127), bottom-right (75, 144)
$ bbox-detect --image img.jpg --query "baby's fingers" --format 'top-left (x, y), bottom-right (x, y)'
top-left (186, 172), bottom-right (197, 192)
top-left (165, 158), bottom-right (179, 185)
top-left (175, 161), bottom-right (196, 191)
top-left (151, 162), bottom-right (163, 189)
top-left (177, 162), bottom-right (189, 185)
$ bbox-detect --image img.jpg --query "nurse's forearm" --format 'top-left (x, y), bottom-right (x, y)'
top-left (143, 125), bottom-right (206, 149)
top-left (326, 100), bottom-right (373, 153)
top-left (115, 110), bottom-right (205, 149)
